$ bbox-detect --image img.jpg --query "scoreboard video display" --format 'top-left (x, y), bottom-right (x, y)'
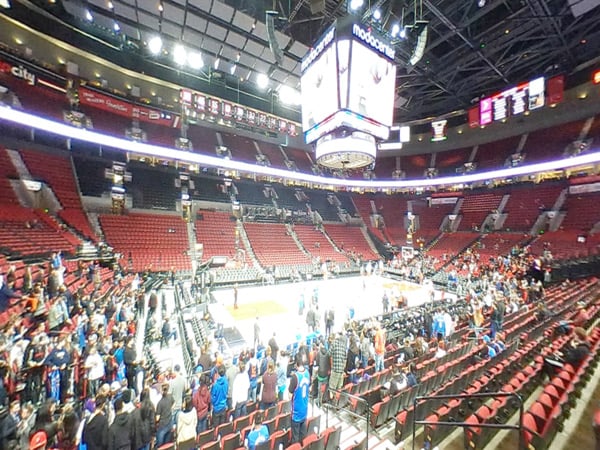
top-left (480, 76), bottom-right (545, 125)
top-left (300, 18), bottom-right (397, 145)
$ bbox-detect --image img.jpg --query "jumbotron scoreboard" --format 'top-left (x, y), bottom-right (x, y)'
top-left (300, 18), bottom-right (397, 169)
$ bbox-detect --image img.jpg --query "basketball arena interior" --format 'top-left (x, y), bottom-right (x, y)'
top-left (0, 0), bottom-right (600, 449)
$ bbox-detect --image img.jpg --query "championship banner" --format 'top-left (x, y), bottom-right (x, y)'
top-left (78, 86), bottom-right (178, 128)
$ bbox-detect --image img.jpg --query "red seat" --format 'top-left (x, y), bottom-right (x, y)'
top-left (30, 431), bottom-right (47, 450)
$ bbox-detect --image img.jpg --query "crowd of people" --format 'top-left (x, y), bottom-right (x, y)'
top-left (0, 233), bottom-right (595, 450)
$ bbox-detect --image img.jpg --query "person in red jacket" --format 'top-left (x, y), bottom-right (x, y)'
top-left (192, 375), bottom-right (211, 434)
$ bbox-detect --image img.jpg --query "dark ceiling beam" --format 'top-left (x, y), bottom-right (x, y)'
top-left (423, 0), bottom-right (509, 83)
top-left (523, 0), bottom-right (577, 69)
top-left (424, 1), bottom-right (519, 53)
top-left (285, 0), bottom-right (307, 28)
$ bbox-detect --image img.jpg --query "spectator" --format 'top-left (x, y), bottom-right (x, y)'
top-left (374, 323), bottom-right (386, 372)
top-left (32, 399), bottom-right (59, 445)
top-left (357, 331), bottom-right (369, 368)
top-left (435, 341), bottom-right (447, 359)
top-left (155, 383), bottom-right (174, 447)
top-left (130, 389), bottom-right (155, 450)
top-left (0, 275), bottom-right (20, 312)
top-left (169, 364), bottom-right (186, 420)
top-left (232, 361), bottom-right (250, 419)
top-left (245, 414), bottom-right (269, 450)
top-left (315, 344), bottom-right (330, 407)
top-left (489, 300), bottom-right (504, 339)
top-left (84, 346), bottom-right (105, 398)
top-left (45, 338), bottom-right (71, 403)
top-left (0, 401), bottom-right (20, 449)
top-left (193, 374), bottom-right (211, 434)
top-left (108, 397), bottom-right (132, 450)
top-left (246, 415), bottom-right (270, 450)
top-left (276, 354), bottom-right (288, 401)
top-left (345, 333), bottom-right (360, 383)
top-left (123, 337), bottom-right (139, 395)
top-left (246, 350), bottom-right (259, 403)
top-left (211, 366), bottom-right (228, 427)
top-left (225, 358), bottom-right (238, 410)
top-left (24, 331), bottom-right (48, 405)
top-left (330, 333), bottom-right (347, 392)
top-left (288, 353), bottom-right (310, 444)
top-left (161, 318), bottom-right (176, 348)
top-left (55, 404), bottom-right (80, 450)
top-left (268, 333), bottom-right (279, 363)
top-left (544, 327), bottom-right (590, 378)
top-left (121, 389), bottom-right (135, 414)
top-left (81, 396), bottom-right (108, 450)
top-left (176, 396), bottom-right (197, 450)
top-left (260, 360), bottom-right (277, 410)
top-left (383, 365), bottom-right (407, 396)
top-left (17, 402), bottom-right (35, 450)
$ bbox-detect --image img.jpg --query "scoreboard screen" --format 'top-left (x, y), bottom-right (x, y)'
top-left (480, 77), bottom-right (545, 123)
top-left (300, 19), bottom-right (396, 145)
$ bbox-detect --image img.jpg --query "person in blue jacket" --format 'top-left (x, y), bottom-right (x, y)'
top-left (211, 366), bottom-right (229, 427)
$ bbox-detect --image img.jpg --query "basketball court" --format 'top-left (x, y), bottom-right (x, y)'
top-left (209, 274), bottom-right (455, 355)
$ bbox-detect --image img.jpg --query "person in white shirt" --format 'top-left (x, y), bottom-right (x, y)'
top-left (443, 312), bottom-right (454, 337)
top-left (84, 345), bottom-right (105, 398)
top-left (232, 361), bottom-right (250, 419)
top-left (435, 341), bottom-right (447, 359)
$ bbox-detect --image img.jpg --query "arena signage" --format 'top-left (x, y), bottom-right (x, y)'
top-left (78, 86), bottom-right (178, 128)
top-left (0, 61), bottom-right (36, 85)
top-left (301, 26), bottom-right (335, 73)
top-left (351, 24), bottom-right (395, 60)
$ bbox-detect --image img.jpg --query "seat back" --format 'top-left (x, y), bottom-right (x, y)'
top-left (324, 426), bottom-right (341, 450)
top-left (306, 415), bottom-right (321, 436)
top-left (221, 432), bottom-right (241, 450)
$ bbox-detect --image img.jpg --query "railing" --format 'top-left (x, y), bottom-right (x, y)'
top-left (324, 387), bottom-right (371, 449)
top-left (411, 391), bottom-right (524, 450)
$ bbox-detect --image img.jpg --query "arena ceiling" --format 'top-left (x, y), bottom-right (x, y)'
top-left (12, 0), bottom-right (600, 124)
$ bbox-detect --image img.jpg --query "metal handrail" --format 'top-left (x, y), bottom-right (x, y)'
top-left (324, 386), bottom-right (371, 449)
top-left (411, 391), bottom-right (524, 450)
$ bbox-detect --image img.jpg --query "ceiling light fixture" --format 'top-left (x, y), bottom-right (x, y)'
top-left (187, 52), bottom-right (204, 70)
top-left (148, 36), bottom-right (163, 54)
top-left (256, 72), bottom-right (269, 90)
top-left (349, 0), bottom-right (363, 11)
top-left (173, 44), bottom-right (187, 65)
top-left (85, 9), bottom-right (93, 21)
top-left (279, 85), bottom-right (301, 105)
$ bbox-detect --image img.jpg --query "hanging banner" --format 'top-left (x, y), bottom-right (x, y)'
top-left (78, 86), bottom-right (178, 127)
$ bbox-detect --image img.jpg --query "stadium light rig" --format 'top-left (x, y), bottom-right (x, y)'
top-left (148, 36), bottom-right (163, 55)
top-left (173, 44), bottom-right (187, 66)
top-left (1, 106), bottom-right (600, 191)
